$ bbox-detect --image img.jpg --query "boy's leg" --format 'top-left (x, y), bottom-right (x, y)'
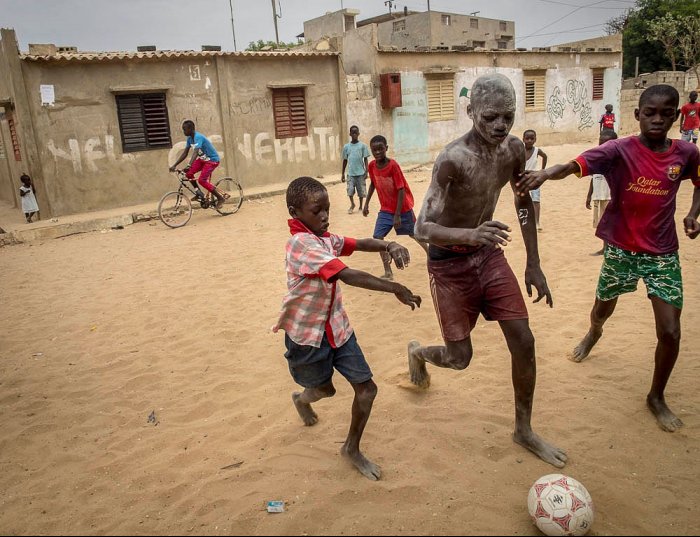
top-left (647, 296), bottom-right (683, 432)
top-left (373, 212), bottom-right (394, 279)
top-left (571, 298), bottom-right (617, 362)
top-left (347, 177), bottom-right (356, 213)
top-left (408, 338), bottom-right (473, 388)
top-left (341, 380), bottom-right (380, 480)
top-left (292, 382), bottom-right (336, 426)
top-left (500, 319), bottom-right (567, 468)
top-left (533, 201), bottom-right (541, 230)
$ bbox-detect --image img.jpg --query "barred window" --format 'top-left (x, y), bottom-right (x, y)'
top-left (592, 69), bottom-right (605, 100)
top-left (426, 74), bottom-right (455, 122)
top-left (116, 93), bottom-right (172, 152)
top-left (524, 71), bottom-right (546, 111)
top-left (272, 87), bottom-right (308, 139)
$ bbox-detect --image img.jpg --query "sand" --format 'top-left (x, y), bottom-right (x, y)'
top-left (1, 141), bottom-right (699, 536)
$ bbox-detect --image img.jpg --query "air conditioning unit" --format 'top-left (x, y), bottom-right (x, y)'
top-left (380, 73), bottom-right (402, 109)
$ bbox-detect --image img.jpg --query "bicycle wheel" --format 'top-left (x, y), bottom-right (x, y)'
top-left (214, 177), bottom-right (244, 215)
top-left (158, 191), bottom-right (193, 228)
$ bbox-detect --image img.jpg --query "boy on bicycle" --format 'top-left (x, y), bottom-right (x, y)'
top-left (169, 120), bottom-right (228, 208)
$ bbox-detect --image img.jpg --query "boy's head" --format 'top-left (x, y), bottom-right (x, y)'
top-left (598, 130), bottom-right (618, 145)
top-left (605, 104), bottom-right (613, 113)
top-left (349, 125), bottom-right (360, 142)
top-left (286, 176), bottom-right (330, 236)
top-left (182, 120), bottom-right (195, 137)
top-left (468, 74), bottom-right (516, 146)
top-left (370, 135), bottom-right (388, 162)
top-left (690, 91), bottom-right (698, 103)
top-left (20, 174), bottom-right (31, 186)
top-left (522, 129), bottom-right (537, 149)
top-left (635, 85), bottom-right (680, 141)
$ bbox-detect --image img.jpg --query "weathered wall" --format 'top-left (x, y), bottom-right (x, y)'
top-left (17, 53), bottom-right (343, 216)
top-left (553, 34), bottom-right (622, 51)
top-left (304, 12), bottom-right (346, 42)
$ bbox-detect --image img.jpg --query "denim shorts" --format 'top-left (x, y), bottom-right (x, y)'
top-left (346, 175), bottom-right (367, 197)
top-left (284, 332), bottom-right (373, 388)
top-left (373, 210), bottom-right (416, 239)
top-left (529, 188), bottom-right (541, 202)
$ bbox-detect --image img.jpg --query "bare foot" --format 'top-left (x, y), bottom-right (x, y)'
top-left (341, 445), bottom-right (381, 481)
top-left (292, 392), bottom-right (318, 426)
top-left (571, 327), bottom-right (603, 363)
top-left (381, 272), bottom-right (394, 281)
top-left (647, 395), bottom-right (684, 432)
top-left (513, 429), bottom-right (568, 468)
top-left (408, 340), bottom-right (431, 389)
top-left (590, 249), bottom-right (604, 256)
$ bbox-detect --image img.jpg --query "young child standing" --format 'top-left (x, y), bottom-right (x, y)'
top-left (522, 130), bottom-right (547, 231)
top-left (274, 176), bottom-right (421, 481)
top-left (19, 174), bottom-right (39, 223)
top-left (599, 104), bottom-right (616, 135)
top-left (341, 125), bottom-right (370, 214)
top-left (362, 135), bottom-right (428, 280)
top-left (586, 130), bottom-right (618, 255)
top-left (518, 84), bottom-right (700, 434)
top-left (679, 91), bottom-right (699, 145)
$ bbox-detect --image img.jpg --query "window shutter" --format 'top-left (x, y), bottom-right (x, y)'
top-left (427, 75), bottom-right (455, 122)
top-left (273, 88), bottom-right (308, 139)
top-left (524, 71), bottom-right (546, 111)
top-left (592, 70), bottom-right (604, 101)
top-left (116, 93), bottom-right (172, 152)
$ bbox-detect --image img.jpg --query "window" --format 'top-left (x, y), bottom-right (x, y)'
top-left (499, 21), bottom-right (507, 31)
top-left (498, 41), bottom-right (508, 49)
top-left (272, 87), bottom-right (308, 139)
top-left (8, 115), bottom-right (21, 161)
top-left (426, 74), bottom-right (455, 122)
top-left (442, 15), bottom-right (451, 26)
top-left (470, 18), bottom-right (479, 29)
top-left (344, 14), bottom-right (355, 32)
top-left (473, 40), bottom-right (486, 48)
top-left (524, 71), bottom-right (546, 111)
top-left (393, 19), bottom-right (406, 32)
top-left (592, 69), bottom-right (605, 100)
top-left (116, 93), bottom-right (172, 152)
top-left (0, 130), bottom-right (6, 160)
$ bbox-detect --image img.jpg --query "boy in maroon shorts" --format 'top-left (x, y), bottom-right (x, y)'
top-left (408, 73), bottom-right (567, 468)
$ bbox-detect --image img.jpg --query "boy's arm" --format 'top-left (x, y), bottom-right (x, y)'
top-left (679, 111), bottom-right (686, 132)
top-left (393, 188), bottom-right (405, 229)
top-left (363, 157), bottom-right (369, 178)
top-left (685, 186), bottom-right (700, 239)
top-left (355, 238), bottom-right (411, 269)
top-left (362, 182), bottom-right (375, 216)
top-left (586, 179), bottom-right (593, 209)
top-left (19, 188), bottom-right (27, 197)
top-left (415, 155), bottom-right (510, 247)
top-left (341, 158), bottom-right (347, 182)
top-left (336, 268), bottom-right (421, 310)
top-left (169, 147), bottom-right (190, 171)
top-left (538, 148), bottom-right (548, 169)
top-left (516, 161), bottom-right (580, 197)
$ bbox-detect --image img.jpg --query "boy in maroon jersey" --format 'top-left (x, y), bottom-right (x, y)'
top-left (518, 85), bottom-right (700, 433)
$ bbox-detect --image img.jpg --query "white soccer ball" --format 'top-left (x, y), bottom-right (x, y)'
top-left (527, 473), bottom-right (594, 536)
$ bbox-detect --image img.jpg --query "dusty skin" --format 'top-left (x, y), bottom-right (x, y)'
top-left (1, 142), bottom-right (699, 535)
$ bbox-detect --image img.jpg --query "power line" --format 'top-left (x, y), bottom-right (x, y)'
top-left (516, 22), bottom-right (607, 39)
top-left (537, 0), bottom-right (635, 9)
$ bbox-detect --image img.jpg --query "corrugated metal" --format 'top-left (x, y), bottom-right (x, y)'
top-left (21, 50), bottom-right (339, 63)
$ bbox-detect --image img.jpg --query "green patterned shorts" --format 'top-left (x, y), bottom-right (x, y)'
top-left (597, 244), bottom-right (683, 309)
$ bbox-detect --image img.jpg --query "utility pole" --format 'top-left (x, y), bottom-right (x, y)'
top-left (228, 0), bottom-right (237, 51)
top-left (384, 1), bottom-right (393, 14)
top-left (427, 0), bottom-right (431, 12)
top-left (271, 0), bottom-right (280, 46)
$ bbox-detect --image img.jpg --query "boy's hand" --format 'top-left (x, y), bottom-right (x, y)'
top-left (393, 213), bottom-right (402, 231)
top-left (393, 284), bottom-right (422, 310)
top-left (516, 170), bottom-right (548, 197)
top-left (525, 265), bottom-right (553, 307)
top-left (169, 165), bottom-right (176, 172)
top-left (362, 206), bottom-right (369, 217)
top-left (465, 221), bottom-right (511, 247)
top-left (183, 165), bottom-right (191, 173)
top-left (341, 174), bottom-right (346, 183)
top-left (387, 241), bottom-right (411, 269)
top-left (684, 216), bottom-right (700, 239)
top-left (586, 196), bottom-right (592, 210)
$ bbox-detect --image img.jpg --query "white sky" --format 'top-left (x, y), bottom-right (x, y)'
top-left (1, 0), bottom-right (635, 52)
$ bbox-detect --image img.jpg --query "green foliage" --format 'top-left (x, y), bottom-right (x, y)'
top-left (246, 39), bottom-right (298, 51)
top-left (610, 0), bottom-right (699, 77)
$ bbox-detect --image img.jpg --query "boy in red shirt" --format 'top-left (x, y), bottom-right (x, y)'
top-left (679, 91), bottom-right (699, 144)
top-left (362, 135), bottom-right (428, 280)
top-left (599, 103), bottom-right (616, 135)
top-left (518, 84), bottom-right (700, 434)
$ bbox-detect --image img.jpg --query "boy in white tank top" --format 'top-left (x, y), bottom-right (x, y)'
top-left (522, 130), bottom-right (548, 230)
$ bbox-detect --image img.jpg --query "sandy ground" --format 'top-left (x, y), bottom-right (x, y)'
top-left (1, 141), bottom-right (699, 536)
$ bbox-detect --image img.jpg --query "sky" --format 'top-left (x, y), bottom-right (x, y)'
top-left (0, 0), bottom-right (636, 53)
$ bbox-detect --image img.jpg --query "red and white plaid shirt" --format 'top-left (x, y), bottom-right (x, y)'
top-left (273, 219), bottom-right (357, 348)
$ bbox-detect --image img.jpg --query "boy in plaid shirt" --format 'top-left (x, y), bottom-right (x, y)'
top-left (274, 177), bottom-right (421, 481)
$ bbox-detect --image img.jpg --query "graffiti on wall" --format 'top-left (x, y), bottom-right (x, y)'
top-left (230, 96), bottom-right (272, 116)
top-left (546, 80), bottom-right (595, 131)
top-left (47, 135), bottom-right (135, 174)
top-left (236, 127), bottom-right (339, 165)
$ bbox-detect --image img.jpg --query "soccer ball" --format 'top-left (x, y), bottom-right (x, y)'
top-left (527, 474), bottom-right (594, 536)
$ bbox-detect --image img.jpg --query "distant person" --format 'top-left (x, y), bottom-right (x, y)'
top-left (362, 135), bottom-right (428, 280)
top-left (585, 130), bottom-right (618, 256)
top-left (19, 174), bottom-right (39, 223)
top-left (169, 120), bottom-right (228, 208)
top-left (341, 125), bottom-right (370, 214)
top-left (522, 130), bottom-right (547, 231)
top-left (518, 84), bottom-right (700, 434)
top-left (679, 91), bottom-right (699, 144)
top-left (274, 176), bottom-right (421, 481)
top-left (599, 103), bottom-right (616, 135)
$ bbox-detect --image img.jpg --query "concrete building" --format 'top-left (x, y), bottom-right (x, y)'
top-left (303, 9), bottom-right (360, 42)
top-left (340, 24), bottom-right (622, 166)
top-left (0, 29), bottom-right (345, 216)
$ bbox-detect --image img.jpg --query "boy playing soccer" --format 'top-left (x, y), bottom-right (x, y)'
top-left (407, 74), bottom-right (566, 468)
top-left (518, 84), bottom-right (700, 433)
top-left (522, 129), bottom-right (548, 231)
top-left (599, 103), bottom-right (616, 135)
top-left (274, 177), bottom-right (422, 481)
top-left (362, 135), bottom-right (428, 280)
top-left (585, 130), bottom-right (617, 255)
top-left (341, 125), bottom-right (371, 214)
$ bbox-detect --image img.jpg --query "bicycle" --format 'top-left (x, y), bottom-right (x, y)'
top-left (158, 170), bottom-right (243, 228)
